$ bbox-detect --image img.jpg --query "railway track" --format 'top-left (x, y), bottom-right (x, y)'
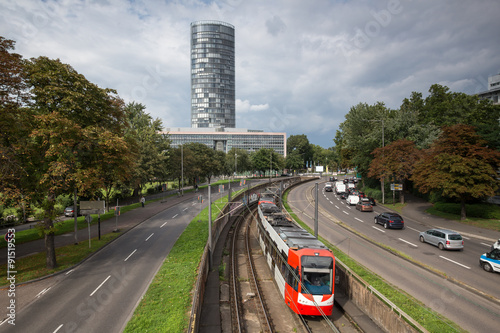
top-left (226, 204), bottom-right (358, 333)
top-left (230, 208), bottom-right (274, 332)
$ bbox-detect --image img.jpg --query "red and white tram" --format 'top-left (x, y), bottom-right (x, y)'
top-left (257, 201), bottom-right (335, 316)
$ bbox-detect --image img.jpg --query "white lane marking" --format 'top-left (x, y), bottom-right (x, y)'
top-left (372, 226), bottom-right (386, 233)
top-left (183, 207), bottom-right (188, 211)
top-left (90, 275), bottom-right (111, 296)
top-left (145, 233), bottom-right (154, 241)
top-left (407, 226), bottom-right (421, 232)
top-left (192, 202), bottom-right (197, 206)
top-left (439, 256), bottom-right (470, 269)
top-left (172, 214), bottom-right (178, 219)
top-left (462, 236), bottom-right (470, 240)
top-left (335, 205), bottom-right (340, 209)
top-left (160, 221), bottom-right (168, 228)
top-left (342, 210), bottom-right (349, 215)
top-left (354, 217), bottom-right (364, 223)
top-left (481, 242), bottom-right (492, 247)
top-left (124, 249), bottom-right (137, 261)
top-left (65, 269), bottom-right (75, 275)
top-left (36, 287), bottom-right (51, 298)
top-left (398, 238), bottom-right (418, 247)
top-left (53, 324), bottom-right (64, 333)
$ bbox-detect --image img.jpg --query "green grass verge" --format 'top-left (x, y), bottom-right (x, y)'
top-left (282, 191), bottom-right (465, 333)
top-left (425, 207), bottom-right (500, 232)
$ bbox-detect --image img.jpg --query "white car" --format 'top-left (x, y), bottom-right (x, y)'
top-left (480, 249), bottom-right (500, 273)
top-left (491, 239), bottom-right (500, 251)
top-left (346, 195), bottom-right (360, 206)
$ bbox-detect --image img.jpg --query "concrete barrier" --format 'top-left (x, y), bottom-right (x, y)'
top-left (335, 258), bottom-right (427, 333)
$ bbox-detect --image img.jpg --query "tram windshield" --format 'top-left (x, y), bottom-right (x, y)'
top-left (301, 256), bottom-right (333, 295)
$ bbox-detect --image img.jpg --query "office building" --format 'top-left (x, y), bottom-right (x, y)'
top-left (162, 127), bottom-right (287, 157)
top-left (191, 21), bottom-right (236, 128)
top-left (478, 73), bottom-right (500, 105)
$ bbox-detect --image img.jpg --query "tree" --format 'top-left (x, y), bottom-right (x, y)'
top-left (0, 37), bottom-right (30, 207)
top-left (21, 56), bottom-right (133, 268)
top-left (337, 102), bottom-right (392, 177)
top-left (287, 134), bottom-right (312, 168)
top-left (411, 124), bottom-right (500, 219)
top-left (251, 148), bottom-right (283, 176)
top-left (124, 102), bottom-right (169, 196)
top-left (226, 148), bottom-right (251, 176)
top-left (368, 139), bottom-right (422, 203)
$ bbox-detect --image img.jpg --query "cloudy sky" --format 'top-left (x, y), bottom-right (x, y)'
top-left (2, 0), bottom-right (499, 148)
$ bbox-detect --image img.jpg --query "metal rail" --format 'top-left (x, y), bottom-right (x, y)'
top-left (245, 215), bottom-right (273, 332)
top-left (230, 213), bottom-right (244, 333)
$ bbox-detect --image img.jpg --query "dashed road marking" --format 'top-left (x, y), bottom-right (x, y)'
top-left (398, 238), bottom-right (418, 247)
top-left (439, 256), bottom-right (470, 269)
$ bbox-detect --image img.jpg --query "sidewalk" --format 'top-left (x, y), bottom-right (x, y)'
top-left (0, 192), bottom-right (198, 265)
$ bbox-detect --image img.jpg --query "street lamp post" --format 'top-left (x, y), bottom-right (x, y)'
top-left (369, 119), bottom-right (385, 204)
top-left (181, 144), bottom-right (184, 196)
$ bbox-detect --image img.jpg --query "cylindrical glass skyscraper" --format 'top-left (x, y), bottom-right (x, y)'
top-left (190, 21), bottom-right (235, 128)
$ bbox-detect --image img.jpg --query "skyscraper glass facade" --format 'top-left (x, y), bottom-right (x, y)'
top-left (191, 21), bottom-right (235, 128)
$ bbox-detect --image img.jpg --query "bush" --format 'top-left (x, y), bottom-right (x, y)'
top-left (434, 202), bottom-right (500, 219)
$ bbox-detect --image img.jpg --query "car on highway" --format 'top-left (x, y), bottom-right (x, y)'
top-left (64, 206), bottom-right (79, 217)
top-left (374, 212), bottom-right (404, 229)
top-left (325, 183), bottom-right (333, 192)
top-left (356, 200), bottom-right (373, 212)
top-left (491, 239), bottom-right (500, 251)
top-left (480, 249), bottom-right (500, 273)
top-left (419, 229), bottom-right (463, 250)
top-left (340, 192), bottom-right (348, 200)
top-left (346, 194), bottom-right (360, 206)
top-left (367, 197), bottom-right (376, 206)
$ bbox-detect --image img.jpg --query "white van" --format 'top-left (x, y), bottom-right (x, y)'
top-left (335, 183), bottom-right (346, 194)
top-left (346, 195), bottom-right (360, 206)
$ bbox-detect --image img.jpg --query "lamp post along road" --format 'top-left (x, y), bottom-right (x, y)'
top-left (367, 119), bottom-right (385, 204)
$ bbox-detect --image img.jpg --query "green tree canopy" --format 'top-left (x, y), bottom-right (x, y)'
top-left (251, 148), bottom-right (284, 176)
top-left (124, 102), bottom-right (169, 196)
top-left (411, 124), bottom-right (500, 219)
top-left (19, 55), bottom-right (134, 268)
top-left (368, 139), bottom-right (422, 203)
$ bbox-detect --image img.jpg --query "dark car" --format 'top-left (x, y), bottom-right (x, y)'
top-left (329, 176), bottom-right (337, 182)
top-left (340, 192), bottom-right (348, 200)
top-left (374, 212), bottom-right (404, 229)
top-left (368, 197), bottom-right (376, 206)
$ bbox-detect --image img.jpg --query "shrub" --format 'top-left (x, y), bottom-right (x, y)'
top-left (434, 202), bottom-right (500, 219)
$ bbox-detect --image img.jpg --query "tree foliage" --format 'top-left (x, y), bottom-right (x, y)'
top-left (0, 37), bottom-right (30, 205)
top-left (251, 148), bottom-right (284, 176)
top-left (368, 139), bottom-right (422, 203)
top-left (124, 102), bottom-right (169, 195)
top-left (411, 124), bottom-right (500, 219)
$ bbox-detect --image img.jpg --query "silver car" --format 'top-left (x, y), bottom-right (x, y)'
top-left (419, 229), bottom-right (463, 250)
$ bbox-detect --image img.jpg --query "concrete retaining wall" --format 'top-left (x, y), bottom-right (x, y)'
top-left (335, 260), bottom-right (427, 333)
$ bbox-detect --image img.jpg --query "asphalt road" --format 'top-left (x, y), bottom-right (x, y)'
top-left (0, 197), bottom-right (209, 333)
top-left (288, 179), bottom-right (500, 332)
